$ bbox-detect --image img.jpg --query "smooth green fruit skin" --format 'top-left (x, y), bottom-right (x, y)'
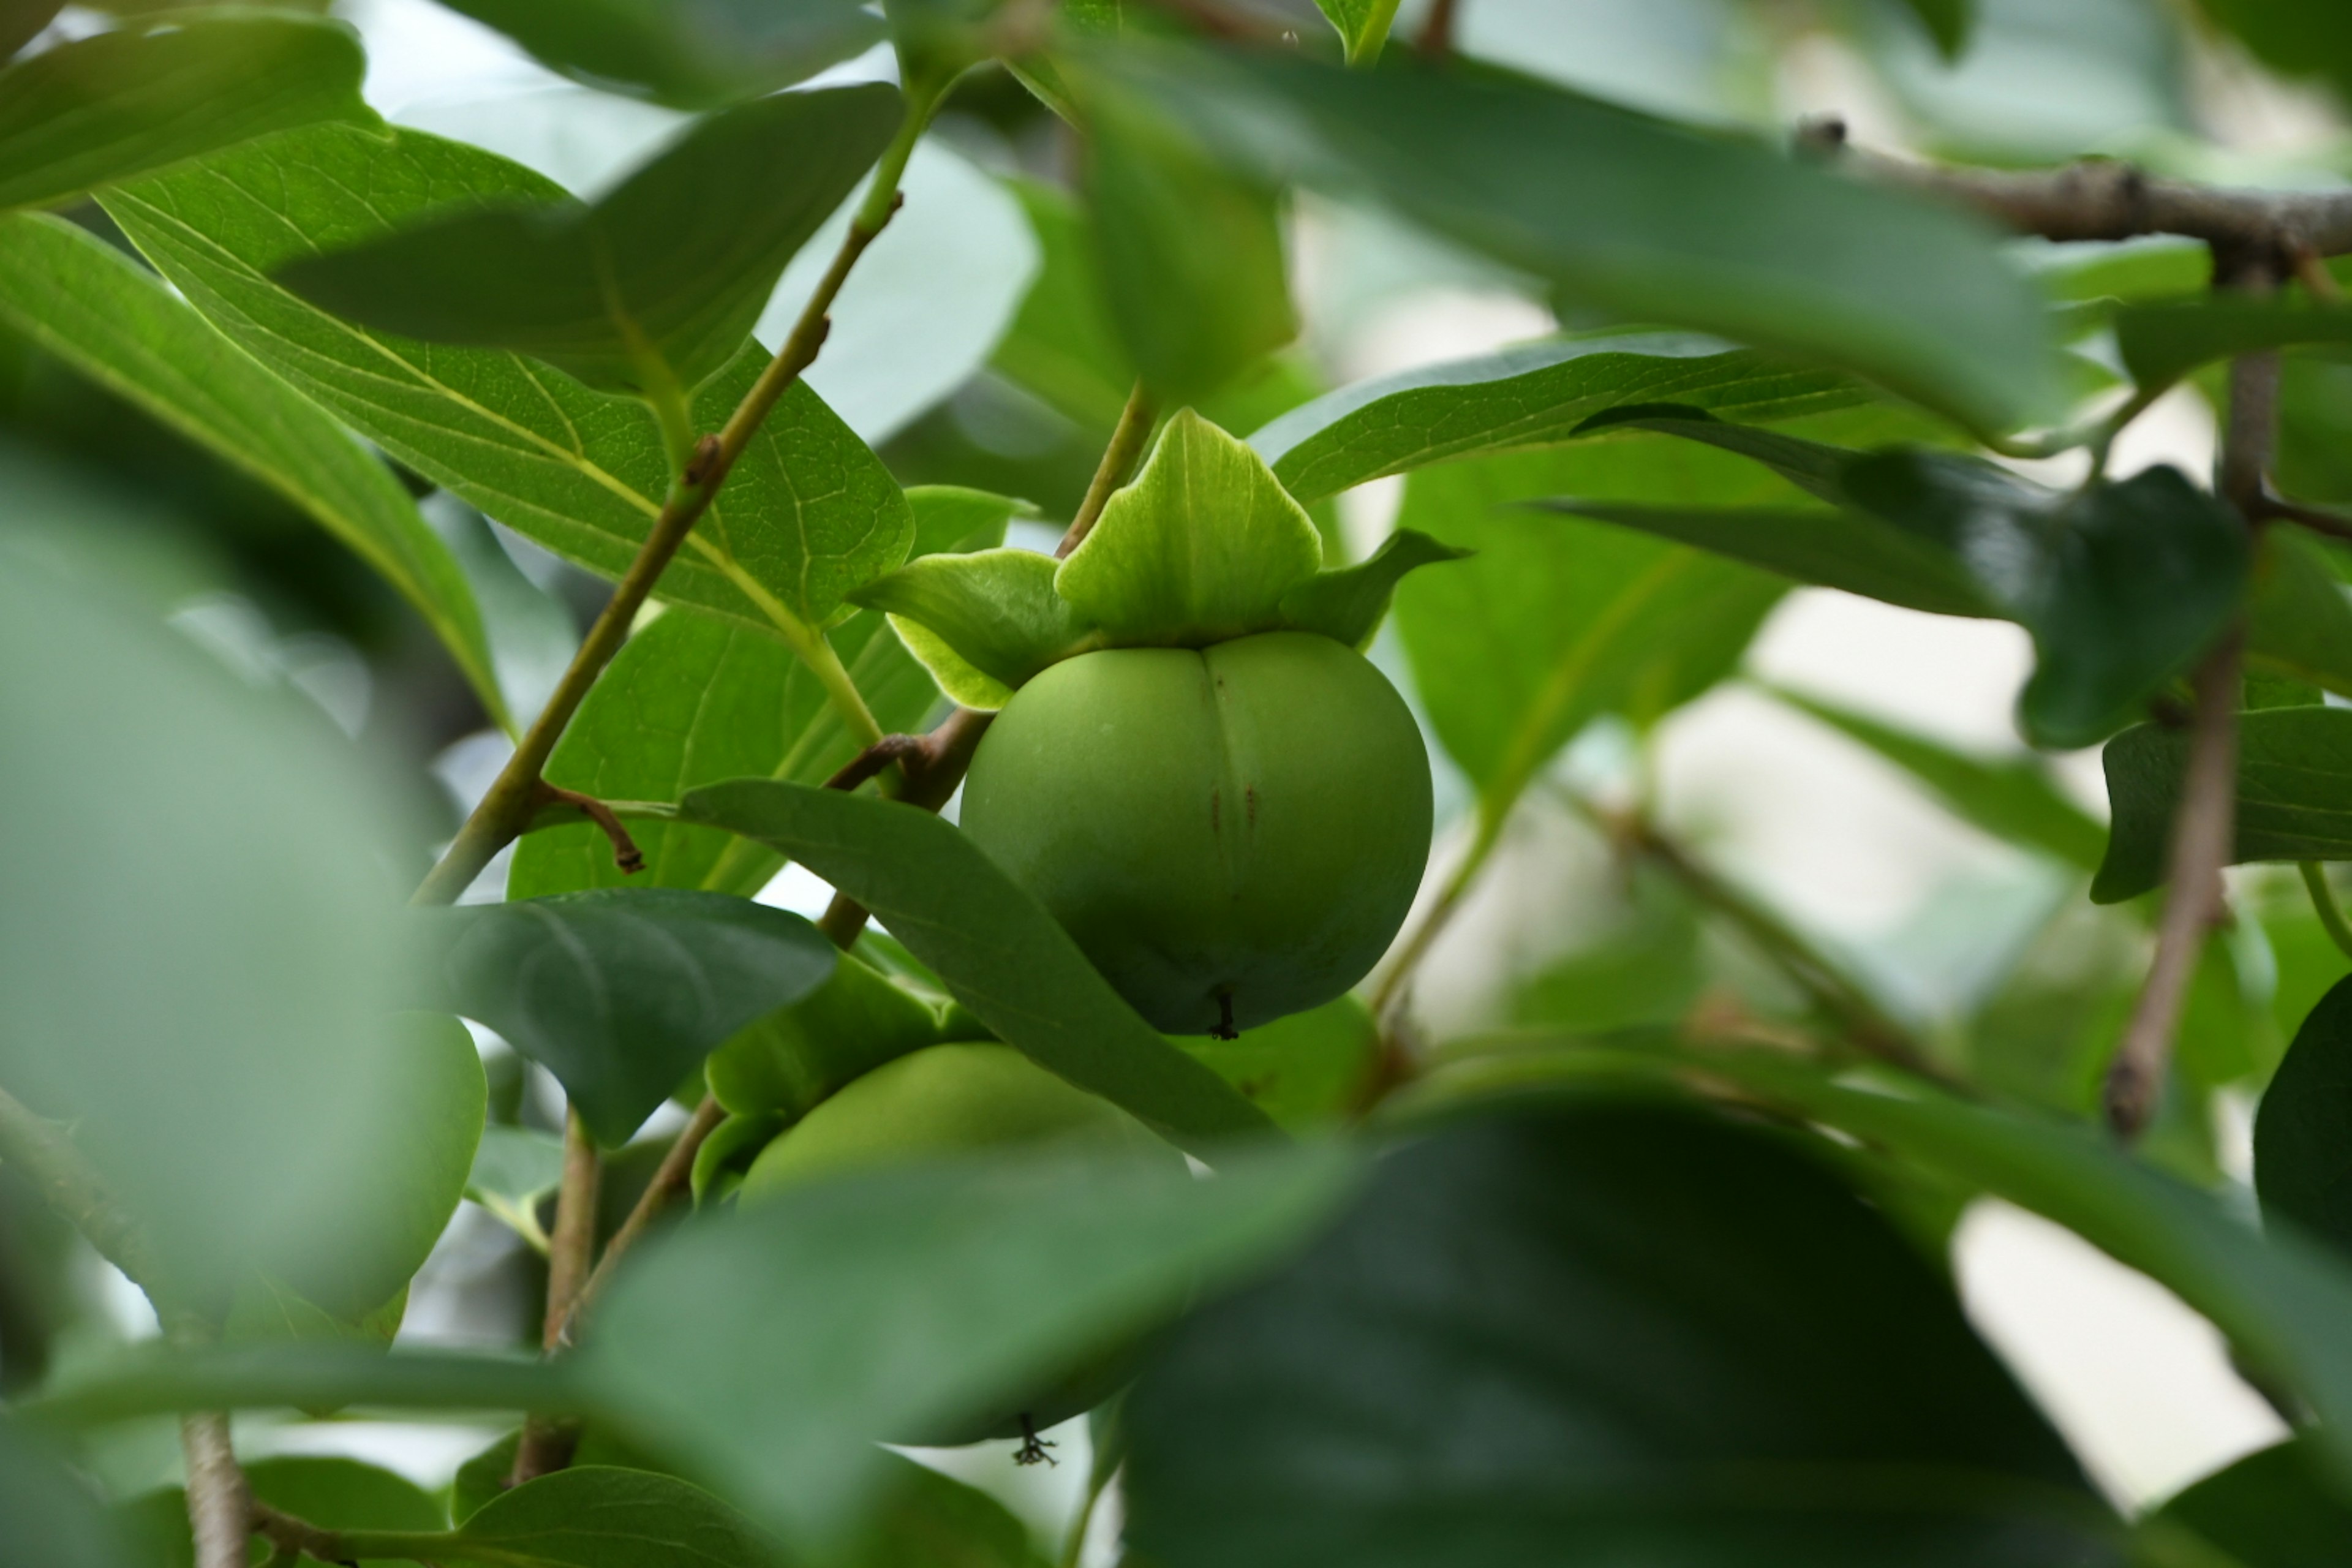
top-left (741, 1043), bottom-right (1178, 1445)
top-left (960, 630), bottom-right (1433, 1034)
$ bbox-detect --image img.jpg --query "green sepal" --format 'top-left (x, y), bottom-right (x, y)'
top-left (690, 1110), bottom-right (788, 1207)
top-left (851, 547), bottom-right (1101, 709)
top-left (1057, 407), bottom-right (1325, 644)
top-left (1278, 528), bottom-right (1471, 649)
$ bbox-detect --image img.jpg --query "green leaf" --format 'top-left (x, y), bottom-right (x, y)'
top-left (1254, 334), bottom-right (1866, 507)
top-left (0, 2), bottom-right (62, 61)
top-left (677, 781), bottom-right (1276, 1151)
top-left (275, 85), bottom-right (903, 395)
top-left (1123, 1102), bottom-right (2116, 1568)
top-left (1077, 77), bottom-right (1296, 405)
top-left (1310, 0), bottom-right (1401, 64)
top-left (0, 211), bottom-right (510, 726)
top-left (2194, 0), bottom-right (2352, 105)
top-left (511, 609), bottom-right (938, 900)
top-left (584, 1142), bottom-right (1357, 1547)
top-left (1172, 995), bottom-right (1378, 1131)
top-left (1901, 0), bottom-right (1975, 58)
top-left (427, 497), bottom-right (582, 727)
top-left (1111, 48), bottom-right (2057, 434)
top-left (705, 948), bottom-right (962, 1120)
top-left (133, 1455), bottom-right (449, 1568)
top-left (24, 1343), bottom-right (585, 1425)
top-left (1276, 529), bottom-right (1469, 649)
top-left (1679, 1052), bottom-right (2352, 1502)
top-left (1394, 442), bottom-right (1790, 809)
top-left (2255, 973), bottom-right (2352, 1265)
top-left (0, 559), bottom-right (429, 1311)
top-left (467, 1125), bottom-right (567, 1248)
top-left (2116, 296), bottom-right (2352, 393)
top-left (428, 0), bottom-right (885, 110)
top-left (907, 483), bottom-right (1033, 556)
top-left (412, 889), bottom-right (838, 1147)
top-left (2247, 526), bottom-right (2352, 700)
top-left (1767, 685), bottom-right (2107, 871)
top-left (850, 1455), bottom-right (1049, 1568)
top-left (990, 176), bottom-right (1135, 429)
top-left (0, 13), bottom-right (377, 212)
top-left (1058, 409), bottom-right (1324, 644)
top-left (2144, 1437), bottom-right (2352, 1568)
top-left (0, 1416), bottom-right (132, 1568)
top-left (104, 123), bottom-right (914, 637)
top-left (853, 548), bottom-right (1100, 703)
top-left (443, 1467), bottom-right (775, 1568)
top-left (2094, 707), bottom-right (2352, 903)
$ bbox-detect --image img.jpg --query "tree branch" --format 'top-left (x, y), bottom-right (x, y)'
top-left (0, 1083), bottom-right (172, 1301)
top-left (410, 102), bottom-right (932, 910)
top-left (1414, 0), bottom-right (1461, 58)
top-left (1799, 117), bottom-right (2352, 261)
top-left (509, 1109), bottom-right (598, 1487)
top-left (181, 1411), bottom-right (250, 1568)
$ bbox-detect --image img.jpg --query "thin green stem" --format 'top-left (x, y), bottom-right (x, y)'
top-left (2302, 862), bottom-right (2352, 961)
top-left (783, 621), bottom-right (886, 750)
top-left (1368, 805), bottom-right (1505, 1027)
top-left (1055, 380), bottom-right (1156, 559)
top-left (408, 95), bottom-right (935, 908)
top-left (510, 1108), bottom-right (598, 1486)
top-left (1060, 1468), bottom-right (1112, 1568)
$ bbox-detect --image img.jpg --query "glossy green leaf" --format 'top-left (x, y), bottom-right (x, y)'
top-left (412, 889), bottom-right (837, 1146)
top-left (440, 1467), bottom-right (775, 1568)
top-left (1394, 442), bottom-right (1791, 807)
top-left (907, 483), bottom-right (1033, 556)
top-left (131, 1455), bottom-right (448, 1568)
top-left (1558, 423), bottom-right (2250, 747)
top-left (1058, 409), bottom-right (1324, 644)
top-left (1276, 529), bottom-right (1470, 649)
top-left (0, 562), bottom-right (424, 1311)
top-left (2255, 973), bottom-right (2352, 1264)
top-left (2247, 526), bottom-right (2352, 700)
top-left (0, 1416), bottom-right (130, 1568)
top-left (2144, 1436), bottom-right (2352, 1568)
top-left (1254, 334), bottom-right (1864, 507)
top-left (1112, 47), bottom-right (2056, 433)
top-left (429, 0), bottom-right (885, 109)
top-left (511, 609), bottom-right (937, 900)
top-left (705, 948), bottom-right (962, 1120)
top-left (2115, 297), bottom-right (2352, 393)
top-left (0, 211), bottom-right (510, 726)
top-left (276, 85), bottom-right (903, 394)
top-left (1311, 0), bottom-right (1400, 64)
top-left (0, 13), bottom-right (377, 211)
top-left (1124, 1102), bottom-right (2116, 1568)
top-left (1767, 685), bottom-right (2106, 871)
top-left (1678, 1052), bottom-right (2352, 1499)
top-left (25, 1343), bottom-right (584, 1425)
top-left (468, 1124), bottom-right (567, 1248)
top-left (1079, 81), bottom-right (1295, 405)
top-left (678, 781), bottom-right (1275, 1150)
top-left (2094, 707), bottom-right (2352, 903)
top-left (852, 548), bottom-right (1100, 703)
top-left (586, 1141), bottom-right (1357, 1546)
top-left (1172, 995), bottom-right (1378, 1131)
top-left (105, 124), bottom-right (913, 636)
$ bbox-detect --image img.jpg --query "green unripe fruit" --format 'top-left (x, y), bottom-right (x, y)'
top-left (960, 630), bottom-right (1432, 1035)
top-left (741, 1044), bottom-right (1178, 1443)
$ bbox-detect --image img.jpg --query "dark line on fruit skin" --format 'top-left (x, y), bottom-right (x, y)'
top-left (1210, 786), bottom-right (1221, 833)
top-left (1245, 785), bottom-right (1257, 828)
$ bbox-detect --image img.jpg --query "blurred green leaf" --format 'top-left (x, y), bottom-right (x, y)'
top-left (2143, 1436), bottom-right (2352, 1568)
top-left (2256, 974), bottom-right (2352, 1265)
top-left (1558, 423), bottom-right (2248, 747)
top-left (412, 889), bottom-right (837, 1146)
top-left (1276, 529), bottom-right (1468, 649)
top-left (1311, 0), bottom-right (1400, 64)
top-left (1900, 0), bottom-right (1975, 59)
top-left (990, 176), bottom-right (1134, 429)
top-left (2188, 0), bottom-right (2352, 116)
top-left (1172, 995), bottom-right (1377, 1131)
top-left (2247, 527), bottom-right (2352, 701)
top-left (1124, 1102), bottom-right (2116, 1568)
top-left (2115, 298), bottom-right (2352, 393)
top-left (1394, 440), bottom-right (1790, 811)
top-left (1079, 82), bottom-right (1295, 405)
top-left (423, 497), bottom-right (581, 728)
top-left (448, 1467), bottom-right (777, 1568)
top-left (0, 13), bottom-right (377, 211)
top-left (512, 609), bottom-right (938, 900)
top-left (1111, 47), bottom-right (2056, 433)
top-left (0, 211), bottom-right (510, 726)
top-left (2095, 707), bottom-right (2352, 903)
top-left (1768, 685), bottom-right (2106, 870)
top-left (706, 949), bottom-right (962, 1120)
top-left (907, 484), bottom-right (1032, 556)
top-left (850, 1455), bottom-right (1049, 1568)
top-left (26, 1343), bottom-right (583, 1425)
top-left (0, 2), bottom-right (62, 61)
top-left (276, 85), bottom-right (902, 396)
top-left (467, 1124), bottom-right (566, 1248)
top-left (679, 781), bottom-right (1276, 1150)
top-left (1254, 334), bottom-right (1864, 507)
top-left (429, 0), bottom-right (885, 109)
top-left (132, 1455), bottom-right (447, 1568)
top-left (105, 124), bottom-right (913, 636)
top-left (0, 563), bottom-right (426, 1310)
top-left (586, 1142), bottom-right (1357, 1547)
top-left (0, 1415), bottom-right (132, 1568)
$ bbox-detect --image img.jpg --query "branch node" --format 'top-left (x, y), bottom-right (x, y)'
top-left (682, 433), bottom-right (721, 487)
top-left (534, 783), bottom-right (645, 875)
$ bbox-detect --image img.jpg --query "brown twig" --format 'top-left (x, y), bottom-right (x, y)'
top-left (2258, 490), bottom-right (2352, 545)
top-left (823, 733), bottom-right (926, 794)
top-left (533, 783), bottom-right (644, 875)
top-left (181, 1412), bottom-right (250, 1568)
top-left (250, 1501), bottom-right (344, 1566)
top-left (1415, 0), bottom-right (1461, 58)
top-left (1798, 117), bottom-right (2352, 263)
top-left (509, 1110), bottom-right (598, 1487)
